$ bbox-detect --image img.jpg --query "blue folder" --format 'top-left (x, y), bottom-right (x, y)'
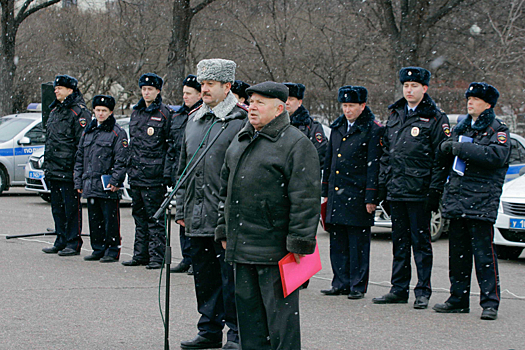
top-left (452, 135), bottom-right (473, 176)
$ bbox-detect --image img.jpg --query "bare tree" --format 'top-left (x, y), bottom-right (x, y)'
top-left (0, 0), bottom-right (61, 115)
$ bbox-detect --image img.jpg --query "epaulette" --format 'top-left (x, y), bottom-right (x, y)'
top-left (496, 118), bottom-right (506, 126)
top-left (189, 104), bottom-right (203, 115)
top-left (236, 102), bottom-right (249, 112)
top-left (373, 120), bottom-right (383, 127)
top-left (439, 108), bottom-right (445, 113)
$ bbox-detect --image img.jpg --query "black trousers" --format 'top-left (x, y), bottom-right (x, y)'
top-left (328, 224), bottom-right (371, 293)
top-left (234, 263), bottom-right (300, 350)
top-left (49, 179), bottom-right (82, 251)
top-left (130, 186), bottom-right (166, 264)
top-left (87, 197), bottom-right (121, 259)
top-left (446, 218), bottom-right (500, 309)
top-left (179, 225), bottom-right (192, 265)
top-left (190, 237), bottom-right (238, 343)
top-left (389, 201), bottom-right (433, 298)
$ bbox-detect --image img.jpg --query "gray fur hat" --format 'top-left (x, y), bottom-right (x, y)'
top-left (197, 59), bottom-right (236, 83)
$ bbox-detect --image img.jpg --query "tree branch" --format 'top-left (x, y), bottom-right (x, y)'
top-left (16, 0), bottom-right (61, 26)
top-left (192, 0), bottom-right (217, 16)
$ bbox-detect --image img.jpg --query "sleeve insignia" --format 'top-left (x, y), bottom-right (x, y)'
top-left (497, 132), bottom-right (507, 144)
top-left (122, 139), bottom-right (128, 148)
top-left (79, 118), bottom-right (87, 127)
top-left (442, 123), bottom-right (451, 137)
top-left (315, 132), bottom-right (323, 143)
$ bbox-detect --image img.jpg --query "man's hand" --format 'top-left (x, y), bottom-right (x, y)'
top-left (221, 241), bottom-right (227, 250)
top-left (77, 189), bottom-right (82, 194)
top-left (177, 219), bottom-right (185, 227)
top-left (440, 140), bottom-right (453, 154)
top-left (109, 184), bottom-right (119, 192)
top-left (366, 203), bottom-right (377, 214)
top-left (321, 197), bottom-right (328, 203)
top-left (293, 253), bottom-right (305, 264)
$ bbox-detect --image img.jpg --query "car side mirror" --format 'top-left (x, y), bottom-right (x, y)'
top-left (18, 137), bottom-right (31, 145)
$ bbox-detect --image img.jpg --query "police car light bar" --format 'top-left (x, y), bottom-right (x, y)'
top-left (27, 103), bottom-right (42, 112)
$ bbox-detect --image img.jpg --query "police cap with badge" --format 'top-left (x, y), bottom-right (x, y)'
top-left (92, 95), bottom-right (116, 111)
top-left (183, 74), bottom-right (201, 92)
top-left (283, 83), bottom-right (305, 100)
top-left (139, 73), bottom-right (163, 90)
top-left (465, 82), bottom-right (499, 108)
top-left (232, 80), bottom-right (251, 100)
top-left (338, 85), bottom-right (368, 103)
top-left (54, 74), bottom-right (78, 90)
top-left (399, 67), bottom-right (431, 86)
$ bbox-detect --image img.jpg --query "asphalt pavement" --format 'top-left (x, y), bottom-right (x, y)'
top-left (1, 188), bottom-right (524, 350)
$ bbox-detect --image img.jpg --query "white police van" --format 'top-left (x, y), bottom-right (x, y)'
top-left (0, 106), bottom-right (45, 195)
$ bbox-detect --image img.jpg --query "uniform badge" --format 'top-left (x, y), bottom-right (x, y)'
top-left (315, 132), bottom-right (323, 143)
top-left (122, 139), bottom-right (128, 148)
top-left (420, 117), bottom-right (430, 122)
top-left (411, 127), bottom-right (419, 137)
top-left (442, 123), bottom-right (451, 137)
top-left (147, 127), bottom-right (155, 136)
top-left (151, 116), bottom-right (162, 122)
top-left (497, 132), bottom-right (507, 144)
top-left (79, 118), bottom-right (87, 127)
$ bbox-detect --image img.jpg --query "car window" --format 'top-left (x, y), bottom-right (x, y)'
top-left (509, 138), bottom-right (525, 165)
top-left (24, 122), bottom-right (46, 145)
top-left (0, 118), bottom-right (34, 142)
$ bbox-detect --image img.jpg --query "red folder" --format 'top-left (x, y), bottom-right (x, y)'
top-left (320, 201), bottom-right (327, 230)
top-left (278, 243), bottom-right (322, 298)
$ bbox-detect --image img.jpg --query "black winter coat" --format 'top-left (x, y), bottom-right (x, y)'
top-left (379, 94), bottom-right (450, 201)
top-left (74, 115), bottom-right (129, 199)
top-left (322, 107), bottom-right (384, 227)
top-left (215, 111), bottom-right (320, 264)
top-left (290, 105), bottom-right (328, 169)
top-left (44, 90), bottom-right (92, 182)
top-left (175, 92), bottom-right (247, 237)
top-left (165, 100), bottom-right (202, 185)
top-left (127, 95), bottom-right (173, 187)
top-left (439, 109), bottom-right (510, 223)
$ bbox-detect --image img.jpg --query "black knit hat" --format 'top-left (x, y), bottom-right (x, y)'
top-left (246, 81), bottom-right (289, 103)
top-left (338, 85), bottom-right (368, 103)
top-left (92, 95), bottom-right (116, 111)
top-left (399, 67), bottom-right (431, 86)
top-left (283, 82), bottom-right (305, 100)
top-left (232, 80), bottom-right (251, 100)
top-left (139, 73), bottom-right (163, 90)
top-left (53, 74), bottom-right (78, 90)
top-left (183, 74), bottom-right (201, 92)
top-left (465, 82), bottom-right (500, 108)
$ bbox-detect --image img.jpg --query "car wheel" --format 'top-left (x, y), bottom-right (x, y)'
top-left (39, 193), bottom-right (52, 203)
top-left (0, 167), bottom-right (7, 195)
top-left (430, 206), bottom-right (444, 242)
top-left (495, 245), bottom-right (523, 260)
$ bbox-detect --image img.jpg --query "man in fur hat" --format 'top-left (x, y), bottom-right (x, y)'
top-left (176, 59), bottom-right (247, 350)
top-left (284, 82), bottom-right (327, 168)
top-left (42, 74), bottom-right (91, 257)
top-left (122, 73), bottom-right (174, 270)
top-left (167, 74), bottom-right (202, 275)
top-left (433, 83), bottom-right (509, 321)
top-left (321, 86), bottom-right (384, 300)
top-left (374, 67), bottom-right (450, 309)
top-left (74, 95), bottom-right (129, 263)
top-left (231, 80), bottom-right (250, 106)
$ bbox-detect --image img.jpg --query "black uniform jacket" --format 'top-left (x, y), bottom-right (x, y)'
top-left (74, 115), bottom-right (129, 199)
top-left (175, 92), bottom-right (247, 237)
top-left (215, 111), bottom-right (320, 265)
top-left (379, 93), bottom-right (450, 201)
top-left (165, 100), bottom-right (202, 185)
top-left (44, 90), bottom-right (92, 182)
top-left (290, 105), bottom-right (328, 169)
top-left (439, 109), bottom-right (510, 223)
top-left (127, 95), bottom-right (173, 187)
top-left (322, 107), bottom-right (384, 227)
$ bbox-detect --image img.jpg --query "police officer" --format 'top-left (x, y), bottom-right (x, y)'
top-left (42, 74), bottom-right (91, 256)
top-left (176, 59), bottom-right (246, 350)
top-left (74, 95), bottom-right (129, 262)
top-left (284, 82), bottom-right (327, 168)
top-left (231, 80), bottom-right (250, 105)
top-left (374, 67), bottom-right (450, 309)
top-left (433, 83), bottom-right (509, 321)
top-left (166, 74), bottom-right (202, 274)
top-left (321, 86), bottom-right (384, 299)
top-left (122, 73), bottom-right (173, 270)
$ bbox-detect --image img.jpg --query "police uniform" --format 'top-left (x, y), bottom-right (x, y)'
top-left (322, 86), bottom-right (384, 297)
top-left (43, 75), bottom-right (91, 255)
top-left (377, 67), bottom-right (450, 304)
top-left (434, 83), bottom-right (509, 319)
top-left (74, 96), bottom-right (129, 261)
top-left (125, 73), bottom-right (173, 268)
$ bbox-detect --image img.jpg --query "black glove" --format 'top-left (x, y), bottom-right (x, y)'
top-left (451, 141), bottom-right (461, 156)
top-left (426, 189), bottom-right (442, 213)
top-left (377, 186), bottom-right (387, 203)
top-left (440, 140), bottom-right (453, 154)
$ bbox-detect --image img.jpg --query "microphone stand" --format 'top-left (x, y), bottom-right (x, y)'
top-left (153, 121), bottom-right (231, 350)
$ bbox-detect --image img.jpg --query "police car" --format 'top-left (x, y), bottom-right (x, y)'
top-left (25, 117), bottom-right (133, 202)
top-left (0, 110), bottom-right (46, 196)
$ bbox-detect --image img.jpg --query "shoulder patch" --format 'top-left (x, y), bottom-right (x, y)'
top-left (315, 132), bottom-right (323, 143)
top-left (79, 117), bottom-right (87, 127)
top-left (497, 132), bottom-right (507, 144)
top-left (236, 102), bottom-right (249, 112)
top-left (122, 139), bottom-right (128, 148)
top-left (442, 123), bottom-right (451, 137)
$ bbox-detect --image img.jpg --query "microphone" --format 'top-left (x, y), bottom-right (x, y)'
top-left (220, 111), bottom-right (246, 122)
